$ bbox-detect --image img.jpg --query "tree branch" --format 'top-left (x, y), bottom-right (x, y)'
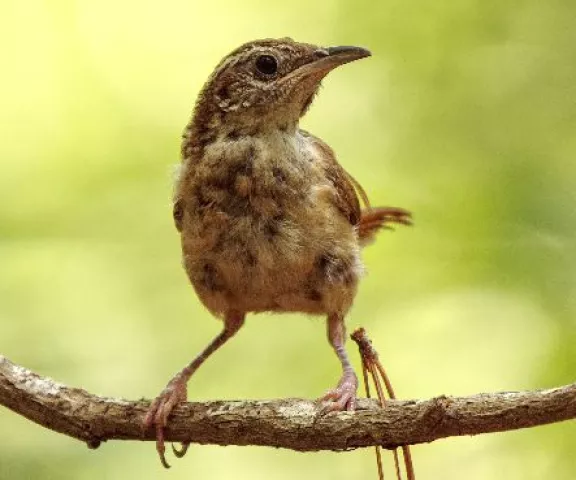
top-left (1, 355), bottom-right (574, 451)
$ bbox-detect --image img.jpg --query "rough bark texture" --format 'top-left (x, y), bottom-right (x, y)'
top-left (1, 355), bottom-right (574, 451)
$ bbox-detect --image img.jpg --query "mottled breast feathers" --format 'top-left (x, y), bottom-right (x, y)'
top-left (174, 129), bottom-right (368, 234)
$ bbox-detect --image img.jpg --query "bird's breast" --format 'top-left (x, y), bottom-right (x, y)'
top-left (177, 132), bottom-right (361, 315)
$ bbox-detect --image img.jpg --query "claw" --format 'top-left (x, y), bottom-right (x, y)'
top-left (143, 379), bottom-right (188, 468)
top-left (172, 442), bottom-right (190, 458)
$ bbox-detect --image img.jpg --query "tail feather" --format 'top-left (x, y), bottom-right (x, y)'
top-left (358, 207), bottom-right (412, 246)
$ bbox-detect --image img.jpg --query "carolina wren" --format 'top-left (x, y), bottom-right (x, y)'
top-left (144, 38), bottom-right (411, 467)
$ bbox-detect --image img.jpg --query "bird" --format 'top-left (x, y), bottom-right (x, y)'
top-left (143, 37), bottom-right (411, 468)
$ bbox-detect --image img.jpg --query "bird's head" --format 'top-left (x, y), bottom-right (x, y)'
top-left (190, 38), bottom-right (371, 136)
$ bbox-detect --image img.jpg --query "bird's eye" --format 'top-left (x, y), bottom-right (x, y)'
top-left (255, 55), bottom-right (278, 75)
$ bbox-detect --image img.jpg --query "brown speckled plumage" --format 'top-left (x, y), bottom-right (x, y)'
top-left (144, 38), bottom-right (412, 468)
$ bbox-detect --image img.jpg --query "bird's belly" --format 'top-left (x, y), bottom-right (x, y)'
top-left (181, 191), bottom-right (361, 317)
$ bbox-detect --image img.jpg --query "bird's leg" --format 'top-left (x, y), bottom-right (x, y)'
top-left (319, 313), bottom-right (358, 412)
top-left (144, 311), bottom-right (245, 468)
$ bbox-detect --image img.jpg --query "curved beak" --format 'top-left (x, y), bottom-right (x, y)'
top-left (284, 45), bottom-right (371, 82)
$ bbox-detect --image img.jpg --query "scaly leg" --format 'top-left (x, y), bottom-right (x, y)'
top-left (319, 313), bottom-right (358, 411)
top-left (144, 311), bottom-right (245, 468)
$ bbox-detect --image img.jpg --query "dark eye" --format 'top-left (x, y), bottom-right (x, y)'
top-left (255, 55), bottom-right (278, 75)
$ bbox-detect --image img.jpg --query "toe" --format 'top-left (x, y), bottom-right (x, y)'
top-left (143, 397), bottom-right (161, 430)
top-left (144, 382), bottom-right (189, 468)
top-left (156, 421), bottom-right (171, 469)
top-left (345, 394), bottom-right (357, 412)
top-left (154, 396), bottom-right (169, 428)
top-left (318, 389), bottom-right (340, 402)
top-left (318, 372), bottom-right (358, 413)
top-left (318, 387), bottom-right (357, 413)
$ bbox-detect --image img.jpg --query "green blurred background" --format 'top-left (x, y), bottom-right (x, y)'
top-left (1, 1), bottom-right (574, 478)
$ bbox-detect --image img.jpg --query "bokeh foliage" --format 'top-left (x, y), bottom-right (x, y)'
top-left (0, 1), bottom-right (574, 479)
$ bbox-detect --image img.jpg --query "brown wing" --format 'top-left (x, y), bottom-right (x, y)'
top-left (301, 130), bottom-right (413, 245)
top-left (301, 129), bottom-right (364, 226)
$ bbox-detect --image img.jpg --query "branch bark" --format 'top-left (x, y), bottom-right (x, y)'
top-left (1, 355), bottom-right (574, 451)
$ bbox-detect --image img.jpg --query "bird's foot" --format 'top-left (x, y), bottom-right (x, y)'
top-left (143, 377), bottom-right (190, 468)
top-left (318, 370), bottom-right (358, 412)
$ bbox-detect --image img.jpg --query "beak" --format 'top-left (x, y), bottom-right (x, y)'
top-left (323, 46), bottom-right (372, 64)
top-left (284, 45), bottom-right (371, 82)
